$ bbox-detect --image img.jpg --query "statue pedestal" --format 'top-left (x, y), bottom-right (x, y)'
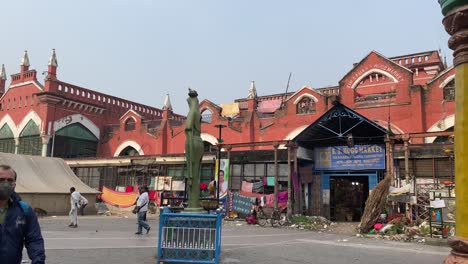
top-left (157, 207), bottom-right (223, 264)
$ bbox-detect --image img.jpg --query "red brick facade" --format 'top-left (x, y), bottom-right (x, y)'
top-left (0, 50), bottom-right (455, 158)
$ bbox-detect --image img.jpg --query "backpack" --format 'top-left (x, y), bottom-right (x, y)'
top-left (19, 201), bottom-right (30, 217)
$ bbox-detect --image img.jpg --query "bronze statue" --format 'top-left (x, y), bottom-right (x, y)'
top-left (185, 88), bottom-right (204, 210)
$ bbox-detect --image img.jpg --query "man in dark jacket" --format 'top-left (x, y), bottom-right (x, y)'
top-left (0, 164), bottom-right (45, 264)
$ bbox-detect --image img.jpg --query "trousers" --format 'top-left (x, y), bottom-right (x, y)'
top-left (69, 208), bottom-right (78, 225)
top-left (137, 211), bottom-right (150, 233)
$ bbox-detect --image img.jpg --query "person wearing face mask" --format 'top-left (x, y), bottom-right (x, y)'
top-left (0, 164), bottom-right (45, 264)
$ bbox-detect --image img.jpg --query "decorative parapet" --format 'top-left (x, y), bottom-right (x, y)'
top-left (51, 81), bottom-right (186, 121)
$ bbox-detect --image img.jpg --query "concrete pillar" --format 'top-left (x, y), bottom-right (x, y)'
top-left (439, 1), bottom-right (468, 262)
top-left (403, 135), bottom-right (410, 184)
top-left (41, 135), bottom-right (51, 157)
top-left (273, 143), bottom-right (279, 209)
top-left (403, 135), bottom-right (412, 222)
top-left (293, 146), bottom-right (300, 215)
top-left (14, 137), bottom-right (19, 154)
top-left (287, 142), bottom-right (292, 219)
top-left (384, 137), bottom-right (392, 178)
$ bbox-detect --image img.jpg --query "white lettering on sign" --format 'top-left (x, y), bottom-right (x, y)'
top-left (345, 64), bottom-right (404, 89)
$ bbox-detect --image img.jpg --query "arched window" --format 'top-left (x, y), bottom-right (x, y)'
top-left (203, 141), bottom-right (214, 152)
top-left (434, 127), bottom-right (454, 144)
top-left (52, 123), bottom-right (98, 158)
top-left (119, 146), bottom-right (139, 157)
top-left (296, 97), bottom-right (316, 114)
top-left (18, 120), bottom-right (41, 156)
top-left (201, 109), bottom-right (213, 123)
top-left (124, 118), bottom-right (136, 131)
top-left (443, 79), bottom-right (455, 102)
top-left (0, 124), bottom-right (15, 153)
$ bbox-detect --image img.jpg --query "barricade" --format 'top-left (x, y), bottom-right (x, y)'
top-left (157, 207), bottom-right (222, 263)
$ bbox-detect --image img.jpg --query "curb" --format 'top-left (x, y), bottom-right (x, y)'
top-left (425, 237), bottom-right (449, 247)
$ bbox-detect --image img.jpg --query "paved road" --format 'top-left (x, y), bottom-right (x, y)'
top-left (24, 216), bottom-right (449, 264)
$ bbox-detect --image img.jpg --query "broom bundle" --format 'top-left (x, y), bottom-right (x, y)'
top-left (358, 174), bottom-right (392, 233)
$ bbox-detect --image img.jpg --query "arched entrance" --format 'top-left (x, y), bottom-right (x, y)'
top-left (294, 102), bottom-right (387, 220)
top-left (18, 120), bottom-right (41, 156)
top-left (52, 123), bottom-right (98, 158)
top-left (0, 124), bottom-right (15, 153)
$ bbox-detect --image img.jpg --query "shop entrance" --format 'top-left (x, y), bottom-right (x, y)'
top-left (330, 176), bottom-right (369, 222)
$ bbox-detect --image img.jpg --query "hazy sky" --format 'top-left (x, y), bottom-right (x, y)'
top-left (1, 1), bottom-right (449, 115)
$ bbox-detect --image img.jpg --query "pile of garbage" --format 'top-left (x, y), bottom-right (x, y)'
top-left (363, 213), bottom-right (430, 243)
top-left (289, 215), bottom-right (333, 231)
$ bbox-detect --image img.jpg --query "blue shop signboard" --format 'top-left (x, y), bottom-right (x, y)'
top-left (314, 144), bottom-right (385, 170)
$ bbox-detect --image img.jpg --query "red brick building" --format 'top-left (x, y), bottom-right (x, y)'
top-left (0, 49), bottom-right (455, 219)
top-left (0, 49), bottom-right (455, 158)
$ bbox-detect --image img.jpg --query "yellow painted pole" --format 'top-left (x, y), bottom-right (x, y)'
top-left (455, 64), bottom-right (468, 238)
top-left (439, 1), bottom-right (468, 262)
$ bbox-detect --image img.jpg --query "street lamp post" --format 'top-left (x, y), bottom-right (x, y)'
top-left (215, 124), bottom-right (226, 205)
top-left (438, 1), bottom-right (468, 262)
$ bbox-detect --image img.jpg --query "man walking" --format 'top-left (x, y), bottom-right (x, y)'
top-left (69, 187), bottom-right (86, 228)
top-left (0, 164), bottom-right (46, 263)
top-left (133, 186), bottom-right (150, 235)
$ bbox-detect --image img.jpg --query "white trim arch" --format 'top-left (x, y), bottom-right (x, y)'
top-left (119, 109), bottom-right (142, 120)
top-left (279, 125), bottom-right (308, 149)
top-left (351, 69), bottom-right (398, 89)
top-left (373, 120), bottom-right (405, 135)
top-left (18, 111), bottom-right (43, 136)
top-left (200, 107), bottom-right (213, 113)
top-left (53, 114), bottom-right (100, 139)
top-left (123, 116), bottom-right (137, 123)
top-left (201, 133), bottom-right (218, 145)
top-left (293, 94), bottom-right (319, 105)
top-left (201, 108), bottom-right (213, 123)
top-left (426, 114), bottom-right (455, 143)
top-left (0, 114), bottom-right (19, 138)
top-left (114, 140), bottom-right (145, 157)
top-left (439, 74), bottom-right (455, 89)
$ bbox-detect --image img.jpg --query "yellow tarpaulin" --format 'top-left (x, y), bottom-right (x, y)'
top-left (220, 103), bottom-right (239, 117)
top-left (101, 186), bottom-right (138, 208)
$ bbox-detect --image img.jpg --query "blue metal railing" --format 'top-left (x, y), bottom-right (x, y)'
top-left (157, 207), bottom-right (222, 263)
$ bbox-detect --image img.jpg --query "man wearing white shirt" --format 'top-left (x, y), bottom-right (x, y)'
top-left (69, 187), bottom-right (85, 228)
top-left (133, 186), bottom-right (150, 235)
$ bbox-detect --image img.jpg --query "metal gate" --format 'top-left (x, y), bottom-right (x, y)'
top-left (157, 208), bottom-right (222, 263)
